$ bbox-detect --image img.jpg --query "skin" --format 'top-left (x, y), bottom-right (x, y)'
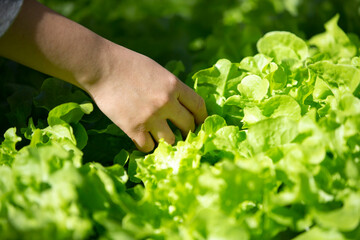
top-left (0, 0), bottom-right (207, 152)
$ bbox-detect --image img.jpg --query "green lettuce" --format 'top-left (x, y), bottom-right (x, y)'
top-left (132, 15), bottom-right (360, 239)
top-left (1, 15), bottom-right (360, 240)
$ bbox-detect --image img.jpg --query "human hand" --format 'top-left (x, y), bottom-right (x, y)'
top-left (85, 44), bottom-right (208, 152)
top-left (0, 0), bottom-right (207, 153)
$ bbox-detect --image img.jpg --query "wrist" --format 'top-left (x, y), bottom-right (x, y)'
top-left (71, 37), bottom-right (114, 94)
top-left (79, 41), bottom-right (140, 101)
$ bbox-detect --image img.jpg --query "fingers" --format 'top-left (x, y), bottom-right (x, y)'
top-left (149, 120), bottom-right (175, 144)
top-left (177, 81), bottom-right (208, 124)
top-left (128, 120), bottom-right (175, 153)
top-left (168, 103), bottom-right (195, 136)
top-left (130, 131), bottom-right (155, 153)
top-left (128, 79), bottom-right (208, 153)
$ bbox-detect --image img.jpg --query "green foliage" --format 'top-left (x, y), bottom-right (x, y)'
top-left (1, 2), bottom-right (360, 240)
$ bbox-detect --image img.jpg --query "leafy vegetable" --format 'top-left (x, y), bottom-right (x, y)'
top-left (1, 7), bottom-right (360, 240)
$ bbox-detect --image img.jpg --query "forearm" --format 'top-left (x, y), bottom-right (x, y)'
top-left (0, 0), bottom-right (111, 91)
top-left (0, 0), bottom-right (208, 152)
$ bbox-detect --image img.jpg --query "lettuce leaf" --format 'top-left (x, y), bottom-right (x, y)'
top-left (1, 14), bottom-right (360, 240)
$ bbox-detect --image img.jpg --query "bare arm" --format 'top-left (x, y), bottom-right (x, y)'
top-left (0, 0), bottom-right (207, 152)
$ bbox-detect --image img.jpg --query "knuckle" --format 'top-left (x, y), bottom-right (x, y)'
top-left (159, 92), bottom-right (172, 105)
top-left (153, 92), bottom-right (173, 111)
top-left (153, 76), bottom-right (179, 110)
top-left (134, 123), bottom-right (147, 133)
top-left (167, 75), bottom-right (179, 90)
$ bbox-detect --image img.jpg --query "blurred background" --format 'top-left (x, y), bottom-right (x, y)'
top-left (1, 0), bottom-right (360, 157)
top-left (37, 0), bottom-right (360, 71)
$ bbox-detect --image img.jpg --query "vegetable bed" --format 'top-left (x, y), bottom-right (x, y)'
top-left (1, 1), bottom-right (360, 239)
